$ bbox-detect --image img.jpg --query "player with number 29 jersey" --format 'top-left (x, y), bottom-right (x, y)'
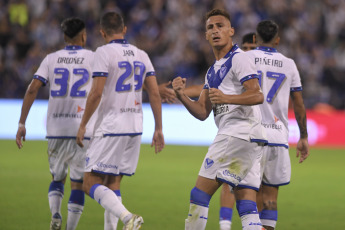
top-left (247, 47), bottom-right (302, 147)
top-left (92, 39), bottom-right (155, 136)
top-left (34, 46), bottom-right (95, 138)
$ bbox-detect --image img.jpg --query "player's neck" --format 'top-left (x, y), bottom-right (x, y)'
top-left (258, 42), bottom-right (276, 48)
top-left (66, 42), bottom-right (83, 47)
top-left (213, 42), bottom-right (234, 61)
top-left (105, 34), bottom-right (125, 43)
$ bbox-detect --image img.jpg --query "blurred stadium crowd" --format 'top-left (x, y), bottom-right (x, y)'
top-left (1, 0), bottom-right (345, 109)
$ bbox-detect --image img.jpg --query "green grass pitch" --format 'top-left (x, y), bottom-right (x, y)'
top-left (0, 140), bottom-right (344, 229)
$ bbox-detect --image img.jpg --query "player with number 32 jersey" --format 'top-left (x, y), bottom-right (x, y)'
top-left (34, 47), bottom-right (95, 138)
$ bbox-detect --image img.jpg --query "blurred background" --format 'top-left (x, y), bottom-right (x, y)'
top-left (1, 0), bottom-right (345, 110)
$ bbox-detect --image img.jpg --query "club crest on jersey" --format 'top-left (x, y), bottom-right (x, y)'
top-left (204, 158), bottom-right (214, 169)
top-left (219, 66), bottom-right (227, 79)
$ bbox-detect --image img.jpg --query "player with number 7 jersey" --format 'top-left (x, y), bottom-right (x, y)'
top-left (243, 20), bottom-right (309, 230)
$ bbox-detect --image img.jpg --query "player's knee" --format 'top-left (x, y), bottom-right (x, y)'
top-left (262, 200), bottom-right (277, 210)
top-left (190, 187), bottom-right (212, 207)
top-left (82, 181), bottom-right (90, 195)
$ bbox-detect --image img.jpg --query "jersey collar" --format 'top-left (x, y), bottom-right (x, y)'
top-left (256, 46), bottom-right (277, 52)
top-left (109, 39), bottom-right (128, 44)
top-left (223, 44), bottom-right (239, 59)
top-left (64, 45), bottom-right (83, 50)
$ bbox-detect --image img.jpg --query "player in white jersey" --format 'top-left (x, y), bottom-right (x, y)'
top-left (172, 9), bottom-right (267, 230)
top-left (244, 20), bottom-right (310, 230)
top-left (16, 18), bottom-right (94, 230)
top-left (76, 12), bottom-right (164, 230)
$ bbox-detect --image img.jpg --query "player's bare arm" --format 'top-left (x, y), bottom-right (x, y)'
top-left (184, 84), bottom-right (204, 98)
top-left (172, 76), bottom-right (212, 121)
top-left (291, 90), bottom-right (309, 163)
top-left (208, 78), bottom-right (263, 105)
top-left (16, 79), bottom-right (43, 149)
top-left (76, 76), bottom-right (106, 147)
top-left (144, 75), bottom-right (165, 153)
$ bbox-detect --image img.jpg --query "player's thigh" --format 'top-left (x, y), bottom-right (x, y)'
top-left (48, 139), bottom-right (73, 181)
top-left (69, 139), bottom-right (89, 182)
top-left (199, 135), bottom-right (262, 188)
top-left (262, 146), bottom-right (291, 186)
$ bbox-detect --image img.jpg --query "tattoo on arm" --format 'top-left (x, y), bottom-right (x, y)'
top-left (295, 112), bottom-right (308, 138)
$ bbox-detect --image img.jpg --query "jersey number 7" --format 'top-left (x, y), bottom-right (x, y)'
top-left (257, 70), bottom-right (286, 103)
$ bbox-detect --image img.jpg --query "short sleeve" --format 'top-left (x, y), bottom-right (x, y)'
top-left (92, 47), bottom-right (109, 77)
top-left (140, 50), bottom-right (155, 77)
top-left (232, 52), bottom-right (258, 84)
top-left (33, 55), bottom-right (49, 85)
top-left (290, 60), bottom-right (302, 91)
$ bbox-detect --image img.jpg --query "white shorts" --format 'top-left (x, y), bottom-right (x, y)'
top-left (261, 145), bottom-right (291, 186)
top-left (198, 135), bottom-right (263, 191)
top-left (48, 138), bottom-right (89, 182)
top-left (85, 135), bottom-right (141, 176)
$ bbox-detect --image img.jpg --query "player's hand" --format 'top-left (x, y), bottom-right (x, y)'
top-left (159, 81), bottom-right (177, 104)
top-left (16, 126), bottom-right (26, 149)
top-left (76, 126), bottom-right (86, 148)
top-left (209, 88), bottom-right (227, 104)
top-left (151, 129), bottom-right (164, 154)
top-left (296, 137), bottom-right (309, 163)
top-left (172, 77), bottom-right (186, 97)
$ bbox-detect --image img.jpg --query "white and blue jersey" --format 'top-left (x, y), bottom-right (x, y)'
top-left (204, 44), bottom-right (267, 143)
top-left (247, 46), bottom-right (303, 148)
top-left (34, 46), bottom-right (95, 139)
top-left (91, 39), bottom-right (155, 137)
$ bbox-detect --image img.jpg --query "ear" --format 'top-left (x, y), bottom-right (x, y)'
top-left (275, 36), bottom-right (280, 46)
top-left (253, 34), bottom-right (256, 44)
top-left (100, 29), bottom-right (106, 39)
top-left (123, 26), bottom-right (127, 35)
top-left (229, 27), bottom-right (235, 37)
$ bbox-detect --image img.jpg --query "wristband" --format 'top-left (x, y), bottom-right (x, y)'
top-left (18, 123), bottom-right (25, 128)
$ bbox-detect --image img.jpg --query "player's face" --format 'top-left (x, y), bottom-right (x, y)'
top-left (205, 15), bottom-right (234, 49)
top-left (242, 42), bottom-right (256, 51)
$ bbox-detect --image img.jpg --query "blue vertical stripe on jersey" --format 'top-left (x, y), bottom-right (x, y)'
top-left (33, 75), bottom-right (48, 85)
top-left (207, 44), bottom-right (240, 89)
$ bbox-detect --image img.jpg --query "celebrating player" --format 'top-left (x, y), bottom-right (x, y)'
top-left (172, 9), bottom-right (267, 230)
top-left (76, 12), bottom-right (164, 230)
top-left (16, 18), bottom-right (94, 230)
top-left (244, 19), bottom-right (309, 230)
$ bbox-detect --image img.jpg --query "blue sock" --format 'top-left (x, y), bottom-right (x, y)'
top-left (236, 200), bottom-right (258, 217)
top-left (49, 181), bottom-right (64, 194)
top-left (190, 187), bottom-right (212, 207)
top-left (89, 184), bottom-right (101, 200)
top-left (260, 209), bottom-right (277, 221)
top-left (68, 190), bottom-right (85, 205)
top-left (219, 207), bottom-right (233, 221)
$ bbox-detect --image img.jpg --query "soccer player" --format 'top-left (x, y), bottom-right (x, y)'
top-left (15, 18), bottom-right (94, 230)
top-left (76, 12), bottom-right (164, 230)
top-left (244, 20), bottom-right (309, 230)
top-left (218, 32), bottom-right (257, 230)
top-left (172, 9), bottom-right (267, 230)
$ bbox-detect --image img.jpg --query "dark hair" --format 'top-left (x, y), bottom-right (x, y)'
top-left (100, 12), bottom-right (124, 35)
top-left (61, 17), bottom-right (85, 39)
top-left (205, 9), bottom-right (230, 22)
top-left (242, 32), bottom-right (256, 44)
top-left (256, 20), bottom-right (279, 43)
